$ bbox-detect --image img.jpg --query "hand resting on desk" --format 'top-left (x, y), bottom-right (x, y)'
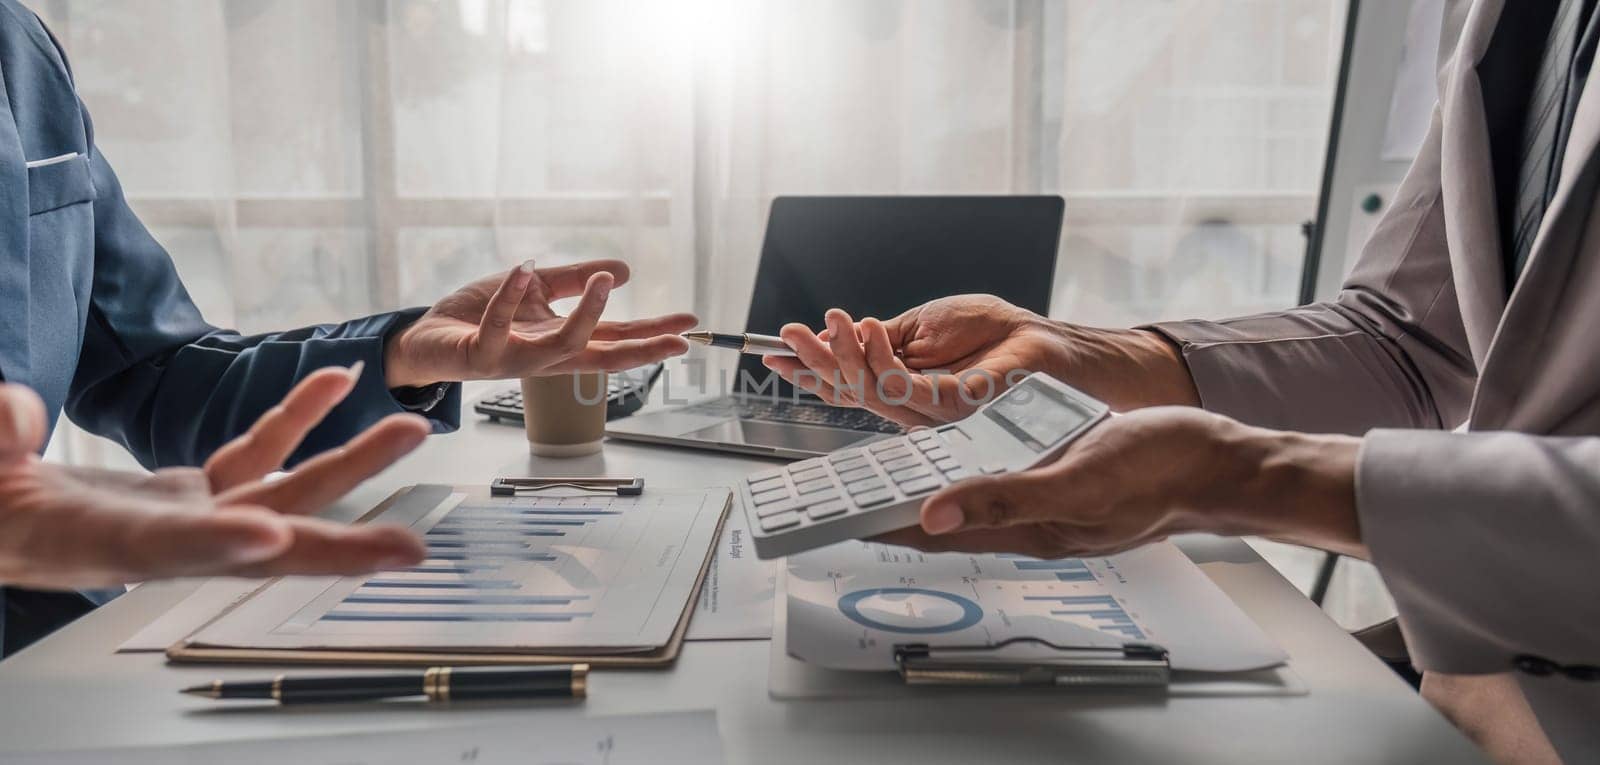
top-left (0, 366), bottom-right (428, 589)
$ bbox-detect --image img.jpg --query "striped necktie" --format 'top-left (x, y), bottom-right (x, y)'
top-left (1507, 0), bottom-right (1594, 282)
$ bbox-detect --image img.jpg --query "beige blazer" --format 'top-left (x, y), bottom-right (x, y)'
top-left (1151, 1), bottom-right (1598, 762)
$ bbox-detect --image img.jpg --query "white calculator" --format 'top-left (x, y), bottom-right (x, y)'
top-left (740, 372), bottom-right (1111, 559)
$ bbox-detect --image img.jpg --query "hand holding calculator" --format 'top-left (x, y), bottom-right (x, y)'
top-left (740, 373), bottom-right (1111, 558)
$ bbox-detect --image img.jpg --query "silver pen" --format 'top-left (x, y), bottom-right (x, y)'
top-left (681, 331), bottom-right (799, 357)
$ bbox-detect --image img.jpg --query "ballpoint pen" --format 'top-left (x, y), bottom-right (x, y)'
top-left (681, 330), bottom-right (799, 357)
top-left (180, 664), bottom-right (587, 705)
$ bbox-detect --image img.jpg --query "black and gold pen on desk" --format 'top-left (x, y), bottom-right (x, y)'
top-left (181, 664), bottom-right (587, 705)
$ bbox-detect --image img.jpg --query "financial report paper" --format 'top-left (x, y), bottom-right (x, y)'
top-left (187, 486), bottom-right (728, 652)
top-left (786, 539), bottom-right (1286, 672)
top-left (688, 506), bottom-right (778, 640)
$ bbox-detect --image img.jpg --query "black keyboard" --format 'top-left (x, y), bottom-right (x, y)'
top-left (683, 397), bottom-right (903, 434)
top-left (474, 363), bottom-right (663, 423)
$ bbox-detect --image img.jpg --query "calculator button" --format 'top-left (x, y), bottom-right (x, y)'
top-left (790, 457), bottom-right (828, 472)
top-left (933, 456), bottom-right (960, 471)
top-left (791, 470), bottom-right (828, 486)
top-left (888, 465), bottom-right (930, 483)
top-left (795, 478), bottom-right (834, 495)
top-left (832, 457), bottom-right (869, 474)
top-left (750, 469), bottom-right (786, 482)
top-left (806, 499), bottom-right (849, 520)
top-left (942, 466), bottom-right (973, 482)
top-left (875, 449), bottom-right (914, 465)
top-left (755, 498), bottom-right (803, 518)
top-left (854, 489), bottom-right (895, 508)
top-left (980, 464), bottom-right (1008, 475)
top-left (880, 455), bottom-right (921, 472)
top-left (897, 476), bottom-right (943, 495)
top-left (908, 430), bottom-right (936, 443)
top-left (836, 466), bottom-right (875, 483)
top-left (916, 439), bottom-right (942, 453)
top-left (760, 512), bottom-right (803, 532)
top-left (799, 490), bottom-right (840, 507)
top-left (846, 478), bottom-right (887, 495)
top-left (752, 487), bottom-right (792, 505)
top-left (748, 476), bottom-right (786, 493)
top-left (828, 450), bottom-right (864, 464)
top-left (868, 439), bottom-right (905, 454)
top-left (923, 447), bottom-right (951, 461)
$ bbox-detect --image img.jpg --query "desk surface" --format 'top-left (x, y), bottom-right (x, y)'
top-left (0, 395), bottom-right (1486, 763)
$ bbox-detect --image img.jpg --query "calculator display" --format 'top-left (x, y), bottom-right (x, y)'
top-left (984, 378), bottom-right (1093, 451)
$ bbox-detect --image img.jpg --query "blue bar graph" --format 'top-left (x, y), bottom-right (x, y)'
top-left (397, 563), bottom-right (503, 573)
top-left (426, 540), bottom-right (545, 549)
top-left (361, 579), bottom-right (521, 590)
top-left (425, 552), bottom-right (558, 561)
top-left (320, 612), bottom-right (592, 623)
top-left (1050, 609), bottom-right (1134, 621)
top-left (1010, 559), bottom-right (1090, 571)
top-left (1024, 595), bottom-right (1119, 607)
top-left (1025, 594), bottom-right (1145, 639)
top-left (344, 594), bottom-right (582, 606)
top-left (427, 528), bottom-right (567, 537)
top-left (1054, 570), bottom-right (1095, 583)
top-left (433, 519), bottom-right (590, 527)
top-left (450, 508), bottom-right (622, 516)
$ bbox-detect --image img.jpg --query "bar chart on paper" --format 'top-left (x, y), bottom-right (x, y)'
top-left (785, 541), bottom-right (1285, 672)
top-left (303, 498), bottom-right (615, 629)
top-left (185, 487), bottom-right (729, 652)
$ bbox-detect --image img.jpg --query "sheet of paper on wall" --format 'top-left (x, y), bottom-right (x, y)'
top-left (785, 540), bottom-right (1286, 673)
top-left (688, 506), bottom-right (779, 640)
top-left (182, 486), bottom-right (727, 653)
top-left (1381, 0), bottom-right (1445, 161)
top-left (7, 710), bottom-right (724, 765)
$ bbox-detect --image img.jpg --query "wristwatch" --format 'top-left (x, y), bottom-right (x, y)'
top-left (390, 381), bottom-right (451, 413)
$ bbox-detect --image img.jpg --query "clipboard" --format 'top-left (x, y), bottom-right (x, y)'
top-left (167, 482), bottom-right (730, 668)
top-left (893, 638), bottom-right (1171, 687)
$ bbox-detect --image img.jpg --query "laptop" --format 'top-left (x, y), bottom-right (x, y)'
top-left (605, 195), bottom-right (1062, 459)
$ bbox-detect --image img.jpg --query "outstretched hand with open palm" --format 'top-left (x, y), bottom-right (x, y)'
top-left (383, 259), bottom-right (697, 388)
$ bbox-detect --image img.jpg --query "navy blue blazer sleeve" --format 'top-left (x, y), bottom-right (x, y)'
top-left (63, 121), bottom-right (461, 469)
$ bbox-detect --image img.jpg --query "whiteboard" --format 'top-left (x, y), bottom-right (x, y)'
top-left (1302, 0), bottom-right (1446, 303)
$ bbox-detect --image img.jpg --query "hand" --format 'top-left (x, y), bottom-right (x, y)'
top-left (384, 259), bottom-right (698, 388)
top-left (872, 407), bottom-right (1367, 560)
top-left (0, 367), bottom-right (431, 590)
top-left (762, 295), bottom-right (1198, 428)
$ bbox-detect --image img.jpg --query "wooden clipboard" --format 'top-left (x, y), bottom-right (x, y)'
top-left (166, 483), bottom-right (730, 668)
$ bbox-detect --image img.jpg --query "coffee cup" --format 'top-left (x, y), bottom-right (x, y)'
top-left (520, 372), bottom-right (607, 457)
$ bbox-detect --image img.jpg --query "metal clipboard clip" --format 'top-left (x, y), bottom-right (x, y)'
top-left (892, 637), bottom-right (1171, 688)
top-left (491, 477), bottom-right (646, 497)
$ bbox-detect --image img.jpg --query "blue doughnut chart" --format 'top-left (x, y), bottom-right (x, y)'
top-left (837, 587), bottom-right (985, 634)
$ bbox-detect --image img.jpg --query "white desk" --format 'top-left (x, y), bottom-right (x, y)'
top-left (0, 407), bottom-right (1487, 763)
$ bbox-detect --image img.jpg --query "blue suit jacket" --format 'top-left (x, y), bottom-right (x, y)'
top-left (0, 3), bottom-right (459, 644)
top-left (0, 4), bottom-right (460, 465)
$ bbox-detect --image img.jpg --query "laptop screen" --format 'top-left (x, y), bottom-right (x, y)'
top-left (737, 195), bottom-right (1063, 398)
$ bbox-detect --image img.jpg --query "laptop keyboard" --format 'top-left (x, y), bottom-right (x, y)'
top-left (684, 397), bottom-right (903, 434)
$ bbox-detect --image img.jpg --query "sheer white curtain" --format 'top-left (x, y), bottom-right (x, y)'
top-left (31, 0), bottom-right (1388, 629)
top-left (28, 0), bottom-right (1345, 458)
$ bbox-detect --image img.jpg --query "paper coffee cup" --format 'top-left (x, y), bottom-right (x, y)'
top-left (521, 372), bottom-right (607, 457)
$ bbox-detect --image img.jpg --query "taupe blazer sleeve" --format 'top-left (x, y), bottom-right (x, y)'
top-left (1357, 429), bottom-right (1600, 677)
top-left (1146, 109), bottom-right (1477, 435)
